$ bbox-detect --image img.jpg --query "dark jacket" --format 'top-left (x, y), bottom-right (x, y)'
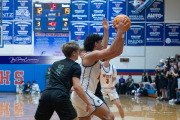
top-left (147, 76), bottom-right (152, 83)
top-left (24, 84), bottom-right (31, 91)
top-left (142, 76), bottom-right (147, 82)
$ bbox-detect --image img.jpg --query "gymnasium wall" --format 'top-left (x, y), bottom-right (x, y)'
top-left (0, 0), bottom-right (180, 92)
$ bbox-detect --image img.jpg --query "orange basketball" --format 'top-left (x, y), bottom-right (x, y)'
top-left (113, 15), bottom-right (131, 32)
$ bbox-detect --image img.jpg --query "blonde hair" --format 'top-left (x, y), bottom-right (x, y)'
top-left (79, 46), bottom-right (86, 54)
top-left (61, 41), bottom-right (79, 58)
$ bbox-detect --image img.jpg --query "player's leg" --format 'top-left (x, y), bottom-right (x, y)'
top-left (108, 89), bottom-right (125, 119)
top-left (92, 103), bottom-right (114, 120)
top-left (34, 90), bottom-right (54, 120)
top-left (114, 99), bottom-right (124, 119)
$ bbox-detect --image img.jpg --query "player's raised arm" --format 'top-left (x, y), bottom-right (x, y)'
top-left (83, 17), bottom-right (129, 66)
top-left (102, 18), bottom-right (109, 50)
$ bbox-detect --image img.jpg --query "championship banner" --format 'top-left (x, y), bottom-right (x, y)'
top-left (109, 23), bottom-right (126, 45)
top-left (14, 0), bottom-right (32, 21)
top-left (89, 23), bottom-right (104, 37)
top-left (14, 22), bottom-right (32, 45)
top-left (109, 0), bottom-right (126, 21)
top-left (165, 23), bottom-right (180, 46)
top-left (71, 22), bottom-right (88, 46)
top-left (34, 33), bottom-right (69, 58)
top-left (146, 0), bottom-right (164, 22)
top-left (71, 0), bottom-right (88, 21)
top-left (146, 23), bottom-right (164, 46)
top-left (90, 0), bottom-right (107, 21)
top-left (0, 0), bottom-right (13, 20)
top-left (127, 0), bottom-right (145, 22)
top-left (2, 21), bottom-right (13, 44)
top-left (127, 23), bottom-right (145, 46)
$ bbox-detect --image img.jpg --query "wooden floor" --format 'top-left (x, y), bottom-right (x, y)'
top-left (0, 93), bottom-right (180, 120)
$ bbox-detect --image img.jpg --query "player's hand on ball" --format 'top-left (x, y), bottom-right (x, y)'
top-left (87, 103), bottom-right (93, 116)
top-left (114, 17), bottom-right (129, 34)
top-left (111, 85), bottom-right (115, 90)
top-left (102, 18), bottom-right (109, 30)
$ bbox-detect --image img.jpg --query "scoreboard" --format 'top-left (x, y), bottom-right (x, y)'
top-left (33, 3), bottom-right (70, 31)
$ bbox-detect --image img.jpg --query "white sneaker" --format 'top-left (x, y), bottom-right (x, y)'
top-left (174, 99), bottom-right (178, 102)
top-left (169, 99), bottom-right (174, 103)
top-left (156, 97), bottom-right (159, 100)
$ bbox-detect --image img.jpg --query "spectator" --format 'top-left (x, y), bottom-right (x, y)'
top-left (119, 75), bottom-right (125, 94)
top-left (175, 89), bottom-right (180, 104)
top-left (159, 66), bottom-right (168, 101)
top-left (45, 66), bottom-right (51, 86)
top-left (143, 72), bottom-right (152, 89)
top-left (175, 61), bottom-right (180, 104)
top-left (159, 59), bottom-right (164, 68)
top-left (125, 75), bottom-right (134, 94)
top-left (139, 73), bottom-right (147, 88)
top-left (154, 65), bottom-right (162, 100)
top-left (169, 64), bottom-right (178, 103)
top-left (175, 54), bottom-right (179, 59)
top-left (31, 81), bottom-right (40, 94)
top-left (150, 77), bottom-right (155, 90)
top-left (24, 81), bottom-right (31, 94)
top-left (171, 56), bottom-right (175, 62)
top-left (16, 81), bottom-right (25, 94)
top-left (167, 67), bottom-right (174, 100)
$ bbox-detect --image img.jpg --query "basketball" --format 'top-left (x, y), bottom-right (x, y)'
top-left (113, 15), bottom-right (131, 32)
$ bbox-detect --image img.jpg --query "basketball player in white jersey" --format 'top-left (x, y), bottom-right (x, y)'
top-left (71, 17), bottom-right (128, 120)
top-left (100, 60), bottom-right (125, 120)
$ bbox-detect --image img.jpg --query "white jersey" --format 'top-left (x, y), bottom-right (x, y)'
top-left (100, 63), bottom-right (117, 89)
top-left (80, 52), bottom-right (101, 94)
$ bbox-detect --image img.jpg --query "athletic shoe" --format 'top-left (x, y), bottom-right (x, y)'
top-left (169, 99), bottom-right (175, 103)
top-left (156, 97), bottom-right (160, 100)
top-left (174, 99), bottom-right (177, 102)
top-left (175, 101), bottom-right (180, 105)
top-left (169, 102), bottom-right (175, 105)
top-left (160, 98), bottom-right (164, 101)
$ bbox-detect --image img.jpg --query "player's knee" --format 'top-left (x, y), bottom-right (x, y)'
top-left (116, 103), bottom-right (122, 109)
top-left (108, 112), bottom-right (114, 120)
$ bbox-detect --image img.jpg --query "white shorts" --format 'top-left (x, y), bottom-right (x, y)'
top-left (71, 91), bottom-right (104, 118)
top-left (101, 88), bottom-right (119, 101)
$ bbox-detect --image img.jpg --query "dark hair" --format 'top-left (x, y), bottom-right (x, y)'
top-left (61, 40), bottom-right (80, 58)
top-left (129, 75), bottom-right (132, 77)
top-left (21, 81), bottom-right (24, 84)
top-left (33, 81), bottom-right (36, 83)
top-left (48, 66), bottom-right (51, 68)
top-left (84, 34), bottom-right (103, 52)
top-left (27, 81), bottom-right (30, 84)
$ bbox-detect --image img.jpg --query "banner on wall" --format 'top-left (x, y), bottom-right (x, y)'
top-left (2, 21), bottom-right (13, 44)
top-left (127, 0), bottom-right (145, 22)
top-left (146, 0), bottom-right (164, 22)
top-left (90, 23), bottom-right (104, 37)
top-left (71, 22), bottom-right (88, 46)
top-left (109, 23), bottom-right (126, 45)
top-left (90, 0), bottom-right (107, 21)
top-left (34, 33), bottom-right (69, 58)
top-left (14, 0), bottom-right (32, 21)
top-left (71, 0), bottom-right (88, 21)
top-left (146, 23), bottom-right (164, 46)
top-left (0, 0), bottom-right (13, 20)
top-left (109, 0), bottom-right (126, 21)
top-left (127, 23), bottom-right (145, 46)
top-left (165, 23), bottom-right (180, 46)
top-left (14, 22), bottom-right (32, 45)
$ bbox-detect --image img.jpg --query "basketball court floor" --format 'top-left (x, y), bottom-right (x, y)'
top-left (0, 93), bottom-right (179, 120)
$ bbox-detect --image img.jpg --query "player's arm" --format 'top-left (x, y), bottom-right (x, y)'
top-left (102, 18), bottom-right (109, 50)
top-left (111, 66), bottom-right (117, 90)
top-left (84, 17), bottom-right (128, 65)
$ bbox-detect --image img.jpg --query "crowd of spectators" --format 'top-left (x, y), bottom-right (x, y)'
top-left (153, 54), bottom-right (180, 105)
top-left (16, 81), bottom-right (40, 95)
top-left (116, 54), bottom-right (180, 105)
